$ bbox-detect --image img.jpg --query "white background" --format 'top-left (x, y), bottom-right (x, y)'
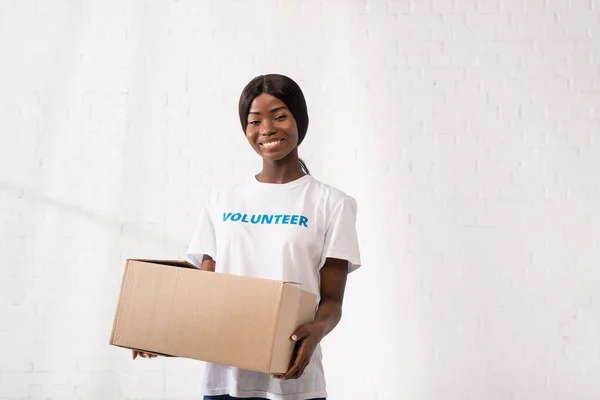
top-left (1, 0), bottom-right (599, 399)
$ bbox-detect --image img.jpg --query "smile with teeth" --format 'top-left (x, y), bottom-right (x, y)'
top-left (260, 138), bottom-right (284, 149)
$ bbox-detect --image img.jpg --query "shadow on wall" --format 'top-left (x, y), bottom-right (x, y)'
top-left (1, 179), bottom-right (183, 398)
top-left (0, 180), bottom-right (186, 255)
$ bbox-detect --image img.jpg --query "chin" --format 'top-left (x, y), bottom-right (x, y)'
top-left (255, 147), bottom-right (286, 159)
top-left (261, 154), bottom-right (287, 162)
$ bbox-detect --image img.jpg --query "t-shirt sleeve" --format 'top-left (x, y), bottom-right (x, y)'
top-left (185, 192), bottom-right (217, 268)
top-left (319, 197), bottom-right (362, 273)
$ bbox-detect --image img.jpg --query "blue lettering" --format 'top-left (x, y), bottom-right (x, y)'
top-left (223, 212), bottom-right (309, 227)
top-left (299, 216), bottom-right (308, 228)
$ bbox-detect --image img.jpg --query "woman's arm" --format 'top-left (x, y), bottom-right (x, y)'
top-left (201, 254), bottom-right (216, 272)
top-left (276, 257), bottom-right (349, 380)
top-left (311, 257), bottom-right (348, 340)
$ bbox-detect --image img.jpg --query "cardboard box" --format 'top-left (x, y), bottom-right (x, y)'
top-left (110, 259), bottom-right (317, 374)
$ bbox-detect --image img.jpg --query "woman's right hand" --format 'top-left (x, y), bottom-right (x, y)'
top-left (132, 350), bottom-right (158, 360)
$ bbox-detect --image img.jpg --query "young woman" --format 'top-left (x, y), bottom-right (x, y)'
top-left (134, 74), bottom-right (361, 400)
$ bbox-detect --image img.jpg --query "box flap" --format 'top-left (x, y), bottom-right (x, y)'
top-left (129, 259), bottom-right (199, 269)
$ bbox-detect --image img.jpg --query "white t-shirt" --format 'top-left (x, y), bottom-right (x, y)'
top-left (186, 174), bottom-right (361, 400)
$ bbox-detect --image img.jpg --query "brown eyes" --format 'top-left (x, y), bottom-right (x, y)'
top-left (247, 114), bottom-right (287, 126)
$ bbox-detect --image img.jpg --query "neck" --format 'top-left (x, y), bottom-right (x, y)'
top-left (257, 151), bottom-right (305, 184)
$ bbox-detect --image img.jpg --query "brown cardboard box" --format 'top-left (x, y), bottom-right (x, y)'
top-left (110, 259), bottom-right (317, 374)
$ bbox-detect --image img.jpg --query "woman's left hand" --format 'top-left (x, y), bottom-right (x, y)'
top-left (273, 323), bottom-right (324, 380)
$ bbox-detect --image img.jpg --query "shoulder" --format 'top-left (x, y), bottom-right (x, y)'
top-left (306, 176), bottom-right (357, 210)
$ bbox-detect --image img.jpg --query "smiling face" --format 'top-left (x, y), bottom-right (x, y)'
top-left (245, 93), bottom-right (299, 162)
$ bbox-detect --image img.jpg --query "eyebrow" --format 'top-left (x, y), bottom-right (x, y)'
top-left (248, 106), bottom-right (288, 116)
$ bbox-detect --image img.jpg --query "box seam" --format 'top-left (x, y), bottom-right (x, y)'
top-left (267, 284), bottom-right (286, 373)
top-left (110, 259), bottom-right (132, 345)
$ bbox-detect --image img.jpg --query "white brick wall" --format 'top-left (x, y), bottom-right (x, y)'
top-left (1, 0), bottom-right (598, 399)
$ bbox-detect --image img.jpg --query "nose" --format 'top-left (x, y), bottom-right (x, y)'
top-left (259, 119), bottom-right (276, 136)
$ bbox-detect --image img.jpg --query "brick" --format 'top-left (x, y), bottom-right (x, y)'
top-left (387, 0), bottom-right (412, 13)
top-left (453, 0), bottom-right (477, 13)
top-left (522, 0), bottom-right (549, 12)
top-left (476, 0), bottom-right (501, 13)
top-left (569, 0), bottom-right (594, 11)
top-left (432, 0), bottom-right (455, 13)
top-left (74, 380), bottom-right (121, 399)
top-left (0, 354), bottom-right (33, 373)
top-left (454, 20), bottom-right (497, 40)
top-left (0, 381), bottom-right (29, 397)
top-left (501, 0), bottom-right (524, 12)
top-left (409, 0), bottom-right (435, 13)
top-left (28, 384), bottom-right (75, 398)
